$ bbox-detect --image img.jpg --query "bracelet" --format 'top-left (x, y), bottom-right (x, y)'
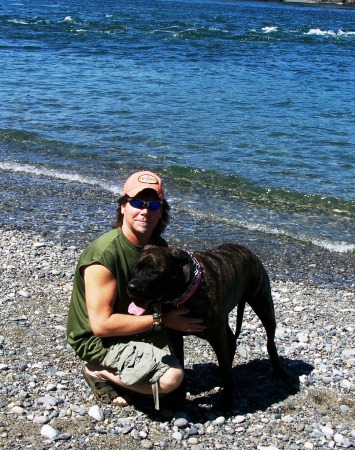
top-left (152, 311), bottom-right (163, 331)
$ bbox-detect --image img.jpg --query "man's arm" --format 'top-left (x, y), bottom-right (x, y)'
top-left (83, 263), bottom-right (153, 337)
top-left (84, 263), bottom-right (207, 336)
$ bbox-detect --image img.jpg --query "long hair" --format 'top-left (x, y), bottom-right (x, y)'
top-left (112, 194), bottom-right (171, 237)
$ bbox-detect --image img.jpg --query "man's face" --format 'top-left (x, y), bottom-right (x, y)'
top-left (121, 189), bottom-right (163, 240)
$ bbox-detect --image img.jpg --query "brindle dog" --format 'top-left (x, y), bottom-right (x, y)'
top-left (127, 243), bottom-right (286, 409)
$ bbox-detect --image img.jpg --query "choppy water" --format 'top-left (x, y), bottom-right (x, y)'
top-left (0, 0), bottom-right (354, 287)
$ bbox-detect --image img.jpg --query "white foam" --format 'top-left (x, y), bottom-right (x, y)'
top-left (310, 239), bottom-right (355, 254)
top-left (307, 28), bottom-right (336, 37)
top-left (262, 26), bottom-right (278, 33)
top-left (0, 161), bottom-right (120, 195)
top-left (8, 19), bottom-right (28, 25)
top-left (306, 28), bottom-right (355, 37)
top-left (216, 216), bottom-right (354, 254)
top-left (239, 220), bottom-right (354, 254)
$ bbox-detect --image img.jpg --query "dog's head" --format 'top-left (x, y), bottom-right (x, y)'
top-left (127, 245), bottom-right (192, 315)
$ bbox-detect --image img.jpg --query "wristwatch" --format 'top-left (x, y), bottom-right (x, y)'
top-left (152, 311), bottom-right (163, 331)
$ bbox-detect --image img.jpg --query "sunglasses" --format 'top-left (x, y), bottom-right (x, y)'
top-left (127, 198), bottom-right (163, 211)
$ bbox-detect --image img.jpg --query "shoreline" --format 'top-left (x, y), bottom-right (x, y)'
top-left (0, 228), bottom-right (354, 448)
top-left (0, 169), bottom-right (354, 291)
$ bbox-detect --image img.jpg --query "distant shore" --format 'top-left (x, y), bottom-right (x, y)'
top-left (279, 0), bottom-right (354, 5)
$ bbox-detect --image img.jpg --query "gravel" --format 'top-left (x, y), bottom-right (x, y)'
top-left (0, 228), bottom-right (354, 449)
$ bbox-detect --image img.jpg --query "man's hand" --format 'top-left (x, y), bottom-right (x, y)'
top-left (162, 308), bottom-right (207, 333)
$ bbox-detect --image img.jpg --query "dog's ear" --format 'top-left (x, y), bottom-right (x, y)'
top-left (171, 249), bottom-right (191, 284)
top-left (171, 248), bottom-right (189, 265)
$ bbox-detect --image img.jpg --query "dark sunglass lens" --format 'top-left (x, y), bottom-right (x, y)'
top-left (148, 201), bottom-right (162, 211)
top-left (129, 199), bottom-right (145, 209)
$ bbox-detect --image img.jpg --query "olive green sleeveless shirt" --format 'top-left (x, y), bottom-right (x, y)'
top-left (67, 228), bottom-right (167, 362)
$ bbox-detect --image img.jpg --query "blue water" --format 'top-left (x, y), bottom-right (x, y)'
top-left (0, 0), bottom-right (354, 285)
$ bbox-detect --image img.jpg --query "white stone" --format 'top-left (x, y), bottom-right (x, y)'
top-left (342, 348), bottom-right (355, 357)
top-left (297, 332), bottom-right (309, 343)
top-left (33, 415), bottom-right (50, 425)
top-left (40, 424), bottom-right (59, 440)
top-left (333, 433), bottom-right (345, 444)
top-left (10, 406), bottom-right (25, 415)
top-left (275, 326), bottom-right (285, 338)
top-left (213, 416), bottom-right (226, 425)
top-left (88, 404), bottom-right (104, 421)
top-left (281, 414), bottom-right (294, 423)
top-left (257, 446), bottom-right (279, 450)
top-left (294, 306), bottom-right (304, 312)
top-left (340, 379), bottom-right (352, 389)
top-left (233, 415), bottom-right (246, 423)
top-left (322, 426), bottom-right (334, 436)
top-left (172, 431), bottom-right (183, 441)
top-left (238, 345), bottom-right (247, 357)
top-left (18, 289), bottom-right (30, 298)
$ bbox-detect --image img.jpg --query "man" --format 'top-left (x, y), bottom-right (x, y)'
top-left (67, 171), bottom-right (205, 408)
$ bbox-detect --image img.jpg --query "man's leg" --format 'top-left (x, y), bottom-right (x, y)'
top-left (84, 361), bottom-right (184, 403)
top-left (83, 341), bottom-right (185, 406)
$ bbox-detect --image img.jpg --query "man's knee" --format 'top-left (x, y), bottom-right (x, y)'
top-left (158, 367), bottom-right (184, 393)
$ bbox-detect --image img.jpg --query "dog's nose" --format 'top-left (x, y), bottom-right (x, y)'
top-left (127, 278), bottom-right (144, 295)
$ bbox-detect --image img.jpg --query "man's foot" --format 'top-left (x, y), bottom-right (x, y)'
top-left (82, 366), bottom-right (131, 406)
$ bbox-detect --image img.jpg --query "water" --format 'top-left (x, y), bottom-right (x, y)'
top-left (0, 0), bottom-right (354, 287)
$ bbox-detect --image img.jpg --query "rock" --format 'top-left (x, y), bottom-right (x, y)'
top-left (340, 404), bottom-right (350, 413)
top-left (213, 416), bottom-right (226, 425)
top-left (172, 431), bottom-right (183, 441)
top-left (37, 396), bottom-right (58, 407)
top-left (173, 418), bottom-right (189, 428)
top-left (1, 229), bottom-right (355, 450)
top-left (88, 405), bottom-right (104, 421)
top-left (40, 424), bottom-right (59, 440)
top-left (9, 406), bottom-right (25, 415)
top-left (33, 415), bottom-right (50, 424)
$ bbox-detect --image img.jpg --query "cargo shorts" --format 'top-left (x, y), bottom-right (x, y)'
top-left (101, 340), bottom-right (179, 386)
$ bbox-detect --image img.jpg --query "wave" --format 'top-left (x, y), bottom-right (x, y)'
top-left (181, 208), bottom-right (355, 254)
top-left (306, 28), bottom-right (355, 37)
top-left (262, 26), bottom-right (278, 33)
top-left (2, 160), bottom-right (354, 217)
top-left (0, 161), bottom-right (119, 195)
top-left (234, 219), bottom-right (355, 254)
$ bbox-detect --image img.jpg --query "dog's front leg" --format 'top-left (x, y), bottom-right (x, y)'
top-left (206, 329), bottom-right (235, 410)
top-left (166, 329), bottom-right (185, 367)
top-left (164, 329), bottom-right (186, 409)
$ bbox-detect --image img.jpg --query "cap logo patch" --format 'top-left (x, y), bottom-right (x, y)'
top-left (138, 174), bottom-right (158, 185)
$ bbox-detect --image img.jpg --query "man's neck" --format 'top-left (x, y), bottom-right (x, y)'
top-left (121, 225), bottom-right (152, 247)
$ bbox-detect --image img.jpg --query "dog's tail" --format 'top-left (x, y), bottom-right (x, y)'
top-left (235, 299), bottom-right (246, 340)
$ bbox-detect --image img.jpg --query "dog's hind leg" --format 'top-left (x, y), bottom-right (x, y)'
top-left (248, 293), bottom-right (286, 379)
top-left (226, 319), bottom-right (236, 364)
top-left (235, 299), bottom-right (246, 340)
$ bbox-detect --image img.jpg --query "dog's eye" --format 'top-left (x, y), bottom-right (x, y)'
top-left (150, 269), bottom-right (162, 277)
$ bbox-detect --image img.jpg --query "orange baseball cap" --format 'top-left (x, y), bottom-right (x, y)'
top-left (123, 171), bottom-right (164, 200)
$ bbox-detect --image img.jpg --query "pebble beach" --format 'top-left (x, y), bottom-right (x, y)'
top-left (0, 228), bottom-right (354, 449)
